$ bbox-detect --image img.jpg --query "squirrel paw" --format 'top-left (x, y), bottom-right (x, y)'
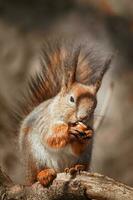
top-left (64, 167), bottom-right (77, 176)
top-left (37, 169), bottom-right (57, 187)
top-left (64, 164), bottom-right (87, 176)
top-left (69, 122), bottom-right (93, 141)
top-left (75, 164), bottom-right (86, 172)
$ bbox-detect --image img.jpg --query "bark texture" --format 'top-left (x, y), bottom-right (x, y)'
top-left (0, 168), bottom-right (133, 200)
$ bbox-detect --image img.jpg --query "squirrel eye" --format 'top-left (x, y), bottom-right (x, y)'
top-left (70, 96), bottom-right (75, 103)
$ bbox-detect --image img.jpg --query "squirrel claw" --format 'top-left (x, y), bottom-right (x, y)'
top-left (74, 164), bottom-right (86, 174)
top-left (37, 169), bottom-right (57, 187)
top-left (64, 167), bottom-right (77, 176)
top-left (64, 164), bottom-right (87, 176)
top-left (69, 167), bottom-right (77, 176)
top-left (64, 167), bottom-right (69, 174)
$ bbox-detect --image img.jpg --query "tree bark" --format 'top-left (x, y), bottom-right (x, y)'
top-left (0, 168), bottom-right (133, 200)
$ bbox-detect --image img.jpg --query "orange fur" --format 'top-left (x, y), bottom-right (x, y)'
top-left (50, 52), bottom-right (60, 66)
top-left (72, 83), bottom-right (91, 96)
top-left (37, 168), bottom-right (57, 186)
top-left (45, 123), bottom-right (70, 148)
top-left (69, 122), bottom-right (93, 156)
top-left (71, 140), bottom-right (91, 156)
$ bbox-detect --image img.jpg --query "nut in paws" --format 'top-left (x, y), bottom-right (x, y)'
top-left (69, 121), bottom-right (93, 141)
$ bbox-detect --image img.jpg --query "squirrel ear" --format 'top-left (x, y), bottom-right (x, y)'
top-left (61, 70), bottom-right (76, 91)
top-left (88, 80), bottom-right (104, 95)
top-left (61, 46), bottom-right (80, 92)
top-left (88, 54), bottom-right (113, 95)
top-left (61, 69), bottom-right (76, 95)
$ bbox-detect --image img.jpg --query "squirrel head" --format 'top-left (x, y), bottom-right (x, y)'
top-left (52, 82), bottom-right (97, 124)
top-left (51, 53), bottom-right (112, 125)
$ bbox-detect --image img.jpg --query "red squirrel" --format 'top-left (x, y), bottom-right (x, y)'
top-left (19, 38), bottom-right (112, 186)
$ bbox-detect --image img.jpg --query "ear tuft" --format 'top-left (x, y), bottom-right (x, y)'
top-left (61, 46), bottom-right (81, 91)
top-left (101, 54), bottom-right (114, 76)
top-left (88, 54), bottom-right (114, 95)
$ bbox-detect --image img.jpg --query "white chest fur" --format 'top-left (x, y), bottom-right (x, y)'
top-left (29, 131), bottom-right (78, 172)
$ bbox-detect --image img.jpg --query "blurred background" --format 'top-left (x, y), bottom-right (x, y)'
top-left (0, 0), bottom-right (133, 186)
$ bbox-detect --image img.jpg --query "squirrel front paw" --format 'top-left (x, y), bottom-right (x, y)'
top-left (37, 169), bottom-right (57, 187)
top-left (64, 164), bottom-right (88, 176)
top-left (69, 122), bottom-right (93, 142)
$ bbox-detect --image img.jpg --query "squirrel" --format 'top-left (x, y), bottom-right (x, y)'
top-left (18, 37), bottom-right (112, 186)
